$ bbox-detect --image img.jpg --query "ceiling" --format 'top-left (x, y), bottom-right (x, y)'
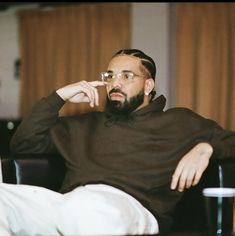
top-left (0, 2), bottom-right (81, 11)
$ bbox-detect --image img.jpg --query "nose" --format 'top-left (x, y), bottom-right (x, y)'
top-left (110, 75), bottom-right (123, 89)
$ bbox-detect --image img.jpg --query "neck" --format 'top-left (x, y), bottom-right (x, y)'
top-left (134, 95), bottom-right (150, 111)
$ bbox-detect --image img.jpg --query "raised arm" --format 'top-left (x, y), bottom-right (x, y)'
top-left (10, 80), bottom-right (106, 154)
top-left (56, 80), bottom-right (106, 106)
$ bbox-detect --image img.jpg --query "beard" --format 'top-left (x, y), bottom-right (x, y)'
top-left (106, 88), bottom-right (145, 116)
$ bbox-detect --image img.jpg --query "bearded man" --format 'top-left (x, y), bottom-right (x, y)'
top-left (1, 49), bottom-right (234, 236)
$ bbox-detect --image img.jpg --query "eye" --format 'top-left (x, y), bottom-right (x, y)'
top-left (106, 73), bottom-right (114, 80)
top-left (123, 72), bottom-right (133, 80)
top-left (102, 72), bottom-right (114, 82)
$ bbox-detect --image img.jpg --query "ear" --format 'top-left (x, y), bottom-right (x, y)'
top-left (144, 78), bottom-right (155, 95)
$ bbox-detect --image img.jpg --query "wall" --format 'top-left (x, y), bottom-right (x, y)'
top-left (131, 3), bottom-right (170, 108)
top-left (0, 3), bottom-right (171, 118)
top-left (0, 4), bottom-right (38, 119)
top-left (0, 8), bottom-right (20, 118)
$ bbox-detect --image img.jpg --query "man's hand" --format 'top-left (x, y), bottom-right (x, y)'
top-left (171, 142), bottom-right (213, 192)
top-left (56, 80), bottom-right (107, 107)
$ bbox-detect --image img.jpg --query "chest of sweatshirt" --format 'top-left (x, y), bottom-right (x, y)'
top-left (51, 108), bottom-right (215, 178)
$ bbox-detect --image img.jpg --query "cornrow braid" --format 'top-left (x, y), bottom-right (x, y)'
top-left (113, 49), bottom-right (157, 101)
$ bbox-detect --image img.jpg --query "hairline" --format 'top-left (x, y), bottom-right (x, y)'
top-left (111, 54), bottom-right (152, 79)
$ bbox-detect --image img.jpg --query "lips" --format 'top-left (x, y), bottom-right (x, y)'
top-left (109, 88), bottom-right (127, 101)
top-left (110, 92), bottom-right (124, 100)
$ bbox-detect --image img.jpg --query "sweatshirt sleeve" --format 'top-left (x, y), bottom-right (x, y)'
top-left (10, 91), bottom-right (65, 154)
top-left (209, 121), bottom-right (235, 160)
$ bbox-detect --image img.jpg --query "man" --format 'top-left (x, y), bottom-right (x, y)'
top-left (0, 49), bottom-right (234, 235)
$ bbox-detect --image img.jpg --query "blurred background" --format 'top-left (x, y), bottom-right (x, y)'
top-left (0, 2), bottom-right (235, 153)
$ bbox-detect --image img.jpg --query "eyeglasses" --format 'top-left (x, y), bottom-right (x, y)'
top-left (100, 70), bottom-right (144, 83)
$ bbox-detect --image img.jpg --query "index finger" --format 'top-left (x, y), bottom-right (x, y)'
top-left (89, 81), bottom-right (107, 87)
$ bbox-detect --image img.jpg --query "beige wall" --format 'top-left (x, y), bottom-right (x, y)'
top-left (0, 4), bottom-right (38, 118)
top-left (0, 3), bottom-right (171, 118)
top-left (0, 9), bottom-right (20, 118)
top-left (131, 3), bottom-right (170, 108)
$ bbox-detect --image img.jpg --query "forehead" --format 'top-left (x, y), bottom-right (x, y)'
top-left (107, 55), bottom-right (142, 72)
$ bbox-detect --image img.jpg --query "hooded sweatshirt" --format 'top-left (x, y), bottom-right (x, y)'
top-left (10, 91), bottom-right (235, 232)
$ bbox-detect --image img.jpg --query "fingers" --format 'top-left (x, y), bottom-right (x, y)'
top-left (84, 81), bottom-right (107, 107)
top-left (80, 80), bottom-right (107, 107)
top-left (170, 162), bottom-right (183, 190)
top-left (89, 81), bottom-right (107, 87)
top-left (171, 155), bottom-right (205, 192)
top-left (178, 167), bottom-right (204, 191)
top-left (171, 164), bottom-right (197, 192)
top-left (171, 164), bottom-right (191, 192)
top-left (79, 81), bottom-right (98, 107)
top-left (192, 168), bottom-right (204, 186)
top-left (184, 166), bottom-right (201, 190)
top-left (56, 80), bottom-right (106, 103)
top-left (65, 80), bottom-right (106, 106)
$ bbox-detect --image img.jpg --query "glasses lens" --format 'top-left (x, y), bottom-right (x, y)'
top-left (101, 71), bottom-right (135, 82)
top-left (101, 72), bottom-right (113, 82)
top-left (121, 71), bottom-right (134, 81)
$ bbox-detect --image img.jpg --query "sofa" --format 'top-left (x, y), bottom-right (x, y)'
top-left (1, 152), bottom-right (235, 235)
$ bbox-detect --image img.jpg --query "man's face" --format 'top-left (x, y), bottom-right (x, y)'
top-left (105, 55), bottom-right (147, 114)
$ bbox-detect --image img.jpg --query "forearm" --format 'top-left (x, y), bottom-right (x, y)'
top-left (10, 91), bottom-right (65, 154)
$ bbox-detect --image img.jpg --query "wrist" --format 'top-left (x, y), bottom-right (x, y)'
top-left (56, 88), bottom-right (68, 101)
top-left (197, 142), bottom-right (213, 159)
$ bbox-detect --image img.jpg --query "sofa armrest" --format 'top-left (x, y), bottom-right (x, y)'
top-left (1, 153), bottom-right (66, 192)
top-left (1, 155), bottom-right (16, 183)
top-left (171, 157), bottom-right (235, 232)
top-left (217, 158), bottom-right (235, 187)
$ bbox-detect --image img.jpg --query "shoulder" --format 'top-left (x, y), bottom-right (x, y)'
top-left (165, 107), bottom-right (199, 116)
top-left (164, 107), bottom-right (217, 126)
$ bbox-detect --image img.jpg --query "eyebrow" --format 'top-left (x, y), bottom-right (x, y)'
top-left (106, 70), bottom-right (133, 73)
top-left (122, 70), bottom-right (133, 73)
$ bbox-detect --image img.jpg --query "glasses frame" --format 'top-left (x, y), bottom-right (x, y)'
top-left (100, 70), bottom-right (144, 83)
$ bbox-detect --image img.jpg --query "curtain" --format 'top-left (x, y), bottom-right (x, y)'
top-left (18, 3), bottom-right (130, 116)
top-left (175, 3), bottom-right (235, 130)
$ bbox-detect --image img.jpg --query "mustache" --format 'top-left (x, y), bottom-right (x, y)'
top-left (109, 88), bottom-right (127, 98)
